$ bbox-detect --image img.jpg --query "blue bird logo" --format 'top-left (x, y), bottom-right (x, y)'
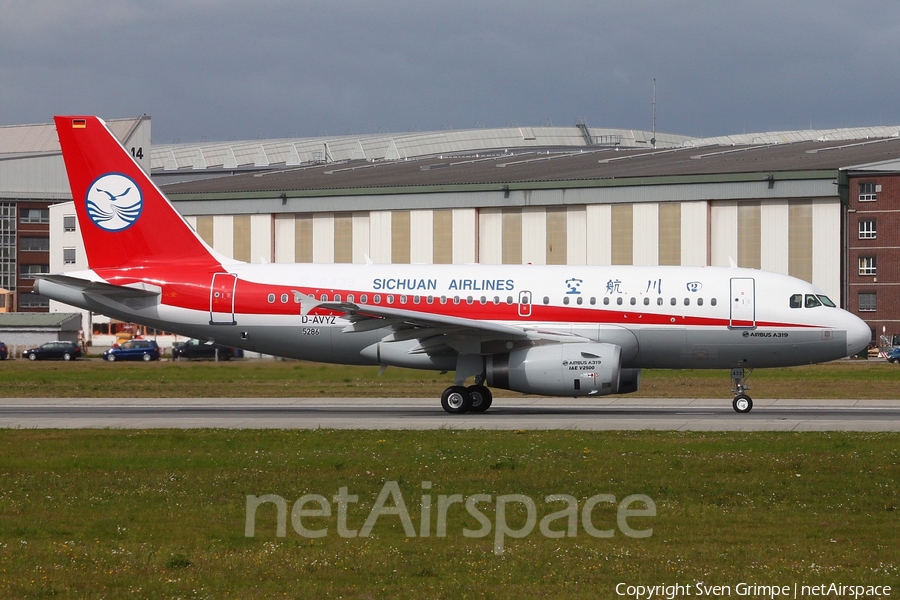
top-left (85, 174), bottom-right (143, 231)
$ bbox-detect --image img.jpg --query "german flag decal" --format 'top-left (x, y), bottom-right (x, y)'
top-left (72, 119), bottom-right (87, 129)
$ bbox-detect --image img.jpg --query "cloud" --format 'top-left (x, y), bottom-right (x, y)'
top-left (2, 1), bottom-right (900, 141)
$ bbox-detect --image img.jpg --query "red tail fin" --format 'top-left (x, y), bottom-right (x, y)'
top-left (54, 116), bottom-right (221, 272)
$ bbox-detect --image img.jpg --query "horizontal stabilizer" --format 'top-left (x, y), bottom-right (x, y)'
top-left (34, 274), bottom-right (161, 299)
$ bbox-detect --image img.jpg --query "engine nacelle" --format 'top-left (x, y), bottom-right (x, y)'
top-left (485, 343), bottom-right (639, 397)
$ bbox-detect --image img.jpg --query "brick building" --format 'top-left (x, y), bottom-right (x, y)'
top-left (846, 170), bottom-right (900, 346)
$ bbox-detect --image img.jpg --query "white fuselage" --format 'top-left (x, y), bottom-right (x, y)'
top-left (38, 262), bottom-right (871, 371)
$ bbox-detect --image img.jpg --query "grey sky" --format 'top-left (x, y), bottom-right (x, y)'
top-left (2, 1), bottom-right (899, 143)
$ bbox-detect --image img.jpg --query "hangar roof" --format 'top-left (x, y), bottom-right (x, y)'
top-left (162, 135), bottom-right (900, 199)
top-left (0, 118), bottom-right (144, 156)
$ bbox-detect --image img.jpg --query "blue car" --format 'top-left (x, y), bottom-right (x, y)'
top-left (103, 339), bottom-right (161, 362)
top-left (0, 341), bottom-right (7, 360)
top-left (888, 347), bottom-right (900, 364)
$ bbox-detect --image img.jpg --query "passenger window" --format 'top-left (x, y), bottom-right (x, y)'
top-left (413, 296), bottom-right (420, 304)
top-left (590, 297), bottom-right (596, 305)
top-left (387, 295), bottom-right (394, 304)
top-left (399, 295), bottom-right (406, 304)
top-left (281, 294), bottom-right (289, 303)
top-left (576, 297), bottom-right (583, 305)
top-left (617, 297), bottom-right (623, 306)
top-left (684, 298), bottom-right (690, 306)
top-left (466, 296), bottom-right (473, 305)
top-left (427, 296), bottom-right (434, 304)
top-left (320, 294), bottom-right (327, 302)
top-left (657, 297), bottom-right (663, 306)
top-left (360, 294), bottom-right (368, 303)
top-left (506, 296), bottom-right (513, 304)
top-left (543, 296), bottom-right (550, 305)
top-left (711, 298), bottom-right (717, 306)
top-left (697, 298), bottom-right (703, 306)
top-left (564, 297), bottom-right (570, 305)
top-left (347, 294), bottom-right (354, 303)
top-left (440, 296), bottom-right (447, 304)
top-left (603, 297), bottom-right (610, 305)
top-left (630, 297), bottom-right (637, 306)
top-left (267, 293), bottom-right (275, 303)
top-left (374, 294), bottom-right (381, 303)
top-left (643, 297), bottom-right (650, 306)
top-left (805, 294), bottom-right (822, 308)
top-left (670, 298), bottom-right (677, 306)
top-left (790, 294), bottom-right (803, 309)
top-left (334, 294), bottom-right (341, 302)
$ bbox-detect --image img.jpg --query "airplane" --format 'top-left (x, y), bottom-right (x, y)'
top-left (36, 116), bottom-right (872, 414)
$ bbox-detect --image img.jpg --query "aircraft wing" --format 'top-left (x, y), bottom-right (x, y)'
top-left (297, 292), bottom-right (591, 354)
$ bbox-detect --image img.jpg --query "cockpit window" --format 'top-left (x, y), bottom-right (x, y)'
top-left (790, 294), bottom-right (803, 309)
top-left (805, 294), bottom-right (822, 308)
top-left (817, 295), bottom-right (836, 308)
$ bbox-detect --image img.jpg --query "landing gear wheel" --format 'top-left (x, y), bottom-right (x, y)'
top-left (441, 385), bottom-right (472, 414)
top-left (732, 394), bottom-right (753, 414)
top-left (467, 385), bottom-right (493, 413)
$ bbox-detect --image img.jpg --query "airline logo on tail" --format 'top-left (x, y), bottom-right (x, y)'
top-left (85, 173), bottom-right (143, 232)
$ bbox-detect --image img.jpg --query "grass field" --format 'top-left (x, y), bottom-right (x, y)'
top-left (1, 430), bottom-right (898, 598)
top-left (1, 357), bottom-right (898, 399)
top-left (1, 360), bottom-right (898, 597)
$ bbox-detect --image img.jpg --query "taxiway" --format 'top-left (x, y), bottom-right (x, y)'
top-left (1, 397), bottom-right (899, 431)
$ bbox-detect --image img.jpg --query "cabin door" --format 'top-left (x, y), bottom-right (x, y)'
top-left (210, 273), bottom-right (237, 325)
top-left (729, 277), bottom-right (756, 328)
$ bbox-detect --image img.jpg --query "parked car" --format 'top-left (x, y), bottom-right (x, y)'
top-left (103, 339), bottom-right (161, 362)
top-left (23, 341), bottom-right (83, 361)
top-left (887, 347), bottom-right (900, 364)
top-left (171, 339), bottom-right (242, 360)
top-left (0, 341), bottom-right (8, 360)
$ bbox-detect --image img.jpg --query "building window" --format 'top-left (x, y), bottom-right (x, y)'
top-left (858, 219), bottom-right (876, 239)
top-left (858, 182), bottom-right (877, 202)
top-left (19, 264), bottom-right (49, 278)
top-left (858, 292), bottom-right (876, 312)
top-left (63, 247), bottom-right (76, 265)
top-left (858, 257), bottom-right (877, 276)
top-left (19, 293), bottom-right (50, 308)
top-left (20, 208), bottom-right (50, 223)
top-left (63, 215), bottom-right (76, 232)
top-left (20, 237), bottom-right (49, 252)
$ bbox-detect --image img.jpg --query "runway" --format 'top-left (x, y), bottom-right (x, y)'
top-left (2, 397), bottom-right (900, 431)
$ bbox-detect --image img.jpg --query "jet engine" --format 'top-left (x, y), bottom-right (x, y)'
top-left (485, 343), bottom-right (640, 397)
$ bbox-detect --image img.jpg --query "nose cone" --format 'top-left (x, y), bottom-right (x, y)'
top-left (845, 313), bottom-right (871, 357)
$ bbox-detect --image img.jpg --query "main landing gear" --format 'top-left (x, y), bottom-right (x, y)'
top-left (440, 384), bottom-right (493, 414)
top-left (730, 367), bottom-right (753, 414)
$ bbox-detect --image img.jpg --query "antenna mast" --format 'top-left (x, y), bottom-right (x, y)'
top-left (651, 78), bottom-right (657, 149)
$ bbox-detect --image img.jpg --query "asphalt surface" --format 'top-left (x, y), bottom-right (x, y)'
top-left (2, 397), bottom-right (900, 431)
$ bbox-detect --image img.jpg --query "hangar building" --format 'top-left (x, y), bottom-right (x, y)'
top-left (1, 117), bottom-right (897, 346)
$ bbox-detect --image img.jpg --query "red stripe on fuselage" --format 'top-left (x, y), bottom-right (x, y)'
top-left (97, 269), bottom-right (814, 330)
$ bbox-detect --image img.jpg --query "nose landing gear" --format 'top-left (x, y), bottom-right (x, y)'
top-left (731, 367), bottom-right (753, 413)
